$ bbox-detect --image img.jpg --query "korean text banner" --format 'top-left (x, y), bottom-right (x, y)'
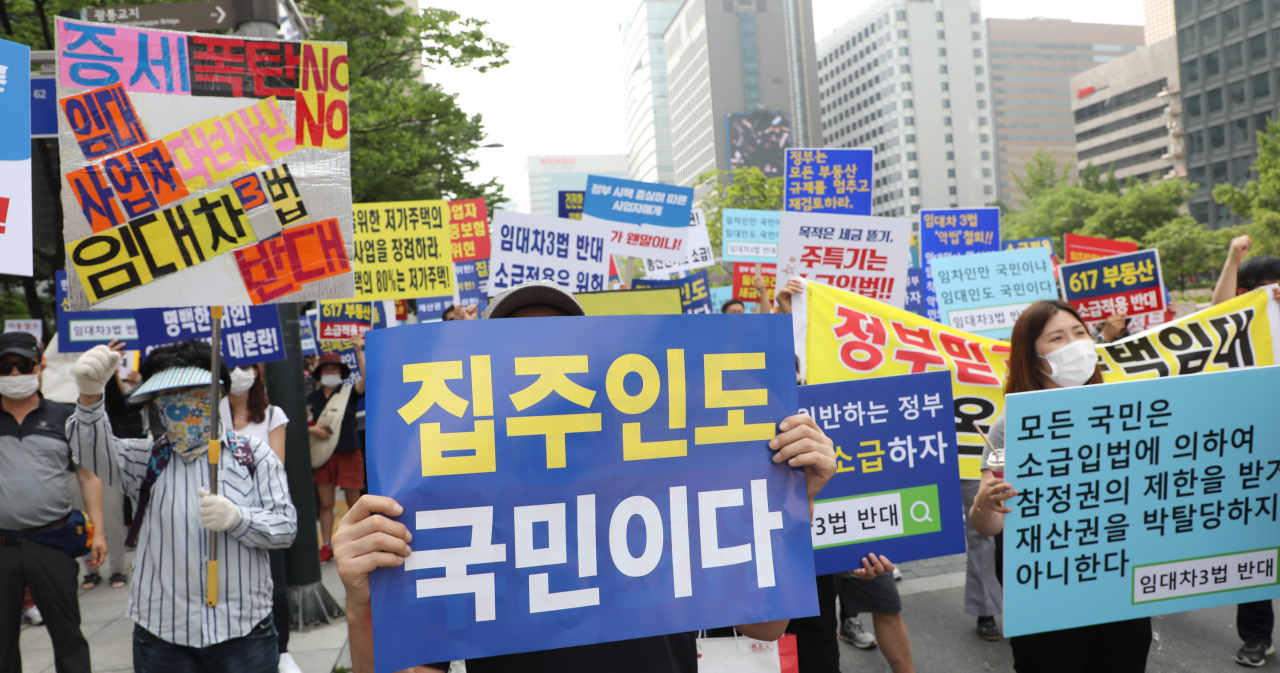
top-left (299, 309), bottom-right (317, 356)
top-left (722, 209), bottom-right (781, 264)
top-left (56, 270), bottom-right (139, 351)
top-left (733, 263), bottom-right (776, 303)
top-left (0, 38), bottom-right (32, 277)
top-left (364, 315), bottom-right (816, 670)
top-left (801, 371), bottom-right (965, 575)
top-left (1003, 366), bottom-right (1280, 637)
top-left (903, 269), bottom-right (928, 319)
top-left (1003, 237), bottom-right (1054, 252)
top-left (448, 198), bottom-right (490, 262)
top-left (582, 175), bottom-right (693, 229)
top-left (642, 208), bottom-right (716, 277)
top-left (930, 248), bottom-right (1057, 340)
top-left (351, 200), bottom-right (455, 301)
top-left (559, 190), bottom-right (584, 220)
top-left (56, 18), bottom-right (355, 309)
top-left (918, 208), bottom-right (1000, 264)
top-left (1061, 249), bottom-right (1165, 324)
top-left (784, 149), bottom-right (872, 215)
top-left (792, 279), bottom-right (1012, 481)
top-left (133, 304), bottom-right (285, 367)
top-left (1064, 232), bottom-right (1137, 263)
top-left (775, 211), bottom-right (911, 309)
top-left (489, 211), bottom-right (609, 296)
top-left (632, 270), bottom-right (713, 314)
top-left (319, 300), bottom-right (372, 341)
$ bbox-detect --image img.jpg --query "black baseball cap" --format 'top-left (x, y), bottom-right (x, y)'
top-left (0, 332), bottom-right (40, 359)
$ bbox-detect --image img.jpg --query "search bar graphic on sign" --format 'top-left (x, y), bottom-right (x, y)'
top-left (810, 484), bottom-right (943, 549)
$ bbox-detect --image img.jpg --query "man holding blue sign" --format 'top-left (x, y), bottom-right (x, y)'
top-left (330, 280), bottom-right (902, 673)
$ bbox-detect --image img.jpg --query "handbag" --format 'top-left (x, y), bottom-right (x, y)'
top-left (0, 510), bottom-right (93, 558)
top-left (310, 384), bottom-right (351, 468)
top-left (696, 631), bottom-right (798, 673)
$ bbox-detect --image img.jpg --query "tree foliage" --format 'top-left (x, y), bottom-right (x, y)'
top-left (1215, 115), bottom-right (1280, 258)
top-left (692, 168), bottom-right (784, 283)
top-left (1142, 217), bottom-right (1226, 293)
top-left (1012, 148), bottom-right (1071, 206)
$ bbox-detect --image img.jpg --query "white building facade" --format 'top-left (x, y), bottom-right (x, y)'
top-left (526, 155), bottom-right (631, 217)
top-left (623, 0), bottom-right (683, 184)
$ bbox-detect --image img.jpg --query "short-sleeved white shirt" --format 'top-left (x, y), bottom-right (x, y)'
top-left (219, 398), bottom-right (288, 446)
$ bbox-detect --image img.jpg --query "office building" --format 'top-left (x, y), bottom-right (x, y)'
top-left (1145, 0), bottom-right (1177, 45)
top-left (985, 19), bottom-right (1144, 205)
top-left (1174, 0), bottom-right (1280, 227)
top-left (526, 155), bottom-right (630, 217)
top-left (1071, 38), bottom-right (1183, 184)
top-left (623, 0), bottom-right (683, 184)
top-left (816, 0), bottom-right (995, 216)
top-left (664, 0), bottom-right (822, 194)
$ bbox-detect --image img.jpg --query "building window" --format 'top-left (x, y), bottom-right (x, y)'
top-left (1175, 0), bottom-right (1195, 18)
top-left (984, 185), bottom-right (993, 195)
top-left (945, 134), bottom-right (954, 143)
top-left (1257, 112), bottom-right (1274, 138)
top-left (1190, 201), bottom-right (1210, 223)
top-left (904, 99), bottom-right (913, 108)
top-left (1246, 0), bottom-right (1264, 22)
top-left (979, 116), bottom-right (988, 125)
top-left (1204, 51), bottom-right (1221, 78)
top-left (1179, 27), bottom-right (1196, 51)
top-left (1217, 201), bottom-right (1233, 222)
top-left (949, 186), bottom-right (958, 195)
top-left (1186, 94), bottom-right (1202, 119)
top-left (947, 151), bottom-right (955, 160)
top-left (1212, 160), bottom-right (1229, 185)
top-left (906, 116), bottom-right (915, 125)
top-left (1234, 156), bottom-right (1253, 183)
top-left (936, 11), bottom-right (944, 21)
top-left (1200, 17), bottom-right (1218, 45)
top-left (1189, 165), bottom-right (1206, 189)
top-left (947, 168), bottom-right (956, 177)
top-left (980, 133), bottom-right (990, 142)
top-left (912, 205), bottom-right (921, 214)
top-left (1253, 73), bottom-right (1271, 99)
top-left (1233, 118), bottom-right (1250, 146)
top-left (983, 168), bottom-right (992, 177)
top-left (972, 31), bottom-right (981, 40)
top-left (1181, 60), bottom-right (1199, 86)
top-left (903, 82), bottom-right (913, 91)
top-left (944, 116), bottom-right (952, 126)
top-left (1229, 81), bottom-right (1246, 110)
top-left (976, 82), bottom-right (985, 91)
top-left (973, 48), bottom-right (983, 57)
top-left (1225, 43), bottom-right (1243, 73)
top-left (1210, 124), bottom-right (1227, 149)
top-left (978, 99), bottom-right (987, 108)
top-left (938, 47), bottom-right (947, 57)
top-left (941, 82), bottom-right (950, 91)
top-left (940, 65), bottom-right (949, 74)
top-left (898, 29), bottom-right (908, 38)
top-left (975, 66), bottom-right (985, 75)
top-left (1248, 34), bottom-right (1267, 63)
top-left (943, 99), bottom-right (951, 108)
top-left (1207, 87), bottom-right (1224, 114)
top-left (1188, 130), bottom-right (1205, 154)
top-left (971, 12), bottom-right (979, 23)
top-left (1222, 7), bottom-right (1241, 36)
top-left (938, 31), bottom-right (946, 39)
top-left (907, 134), bottom-right (916, 143)
top-left (909, 169), bottom-right (919, 178)
top-left (896, 9), bottom-right (906, 21)
top-left (910, 187), bottom-right (920, 196)
top-left (901, 64), bottom-right (911, 73)
top-left (899, 47), bottom-right (910, 56)
top-left (982, 150), bottom-right (990, 160)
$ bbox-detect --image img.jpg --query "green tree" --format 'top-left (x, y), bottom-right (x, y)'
top-left (1082, 179), bottom-right (1193, 242)
top-left (1142, 216), bottom-right (1223, 293)
top-left (1214, 115), bottom-right (1280, 257)
top-left (1078, 162), bottom-right (1121, 194)
top-left (1012, 148), bottom-right (1070, 206)
top-left (694, 167), bottom-right (785, 255)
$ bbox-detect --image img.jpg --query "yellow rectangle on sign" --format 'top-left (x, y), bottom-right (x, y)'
top-left (351, 200), bottom-right (454, 300)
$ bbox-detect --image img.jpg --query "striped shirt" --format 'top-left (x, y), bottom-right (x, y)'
top-left (67, 399), bottom-right (297, 648)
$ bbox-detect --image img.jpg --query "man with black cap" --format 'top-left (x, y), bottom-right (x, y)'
top-left (332, 280), bottom-right (883, 673)
top-left (0, 331), bottom-right (106, 672)
top-left (67, 340), bottom-right (296, 673)
top-left (308, 333), bottom-right (367, 563)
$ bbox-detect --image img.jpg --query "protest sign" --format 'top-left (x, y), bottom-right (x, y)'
top-left (801, 371), bottom-right (964, 574)
top-left (722, 209), bottom-right (781, 264)
top-left (583, 176), bottom-right (692, 262)
top-left (1003, 366), bottom-right (1280, 637)
top-left (364, 315), bottom-right (815, 670)
top-left (783, 149), bottom-right (872, 215)
top-left (632, 270), bottom-right (713, 314)
top-left (1003, 237), bottom-right (1054, 252)
top-left (370, 300), bottom-right (399, 330)
top-left (454, 260), bottom-right (489, 315)
top-left (299, 309), bottom-right (317, 355)
top-left (642, 208), bottom-right (716, 277)
top-left (903, 268), bottom-right (928, 319)
top-left (489, 211), bottom-right (609, 296)
top-left (415, 297), bottom-right (450, 322)
top-left (1064, 232), bottom-right (1137, 263)
top-left (351, 200), bottom-right (454, 301)
top-left (134, 304), bottom-right (284, 367)
top-left (558, 190), bottom-right (584, 220)
top-left (318, 301), bottom-right (372, 341)
top-left (918, 208), bottom-right (1000, 264)
top-left (318, 338), bottom-right (361, 384)
top-left (733, 263), bottom-right (776, 304)
top-left (0, 38), bottom-right (32, 277)
top-left (775, 212), bottom-right (911, 308)
top-left (448, 198), bottom-right (490, 262)
top-left (575, 288), bottom-right (683, 316)
top-left (4, 320), bottom-right (43, 343)
top-left (55, 270), bottom-right (139, 351)
top-left (930, 248), bottom-right (1058, 339)
top-left (709, 285), bottom-right (735, 312)
top-left (1061, 249), bottom-right (1166, 324)
top-left (56, 18), bottom-right (355, 309)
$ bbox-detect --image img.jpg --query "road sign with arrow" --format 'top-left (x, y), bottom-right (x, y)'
top-left (80, 1), bottom-right (236, 32)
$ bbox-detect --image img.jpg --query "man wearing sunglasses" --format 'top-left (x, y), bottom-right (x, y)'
top-left (0, 331), bottom-right (107, 672)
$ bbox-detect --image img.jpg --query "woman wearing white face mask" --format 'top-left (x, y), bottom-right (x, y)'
top-left (306, 334), bottom-right (366, 564)
top-left (968, 300), bottom-right (1152, 672)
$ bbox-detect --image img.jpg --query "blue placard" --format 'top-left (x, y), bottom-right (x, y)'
top-left (710, 286), bottom-right (735, 312)
top-left (1003, 237), bottom-right (1054, 252)
top-left (559, 191), bottom-right (584, 220)
top-left (783, 149), bottom-right (872, 215)
top-left (133, 305), bottom-right (286, 368)
top-left (919, 208), bottom-right (1001, 265)
top-left (1003, 367), bottom-right (1280, 638)
top-left (929, 248), bottom-right (1058, 339)
top-left (416, 297), bottom-right (450, 322)
top-left (299, 310), bottom-right (317, 356)
top-left (365, 315), bottom-right (815, 670)
top-left (632, 270), bottom-right (713, 314)
top-left (800, 371), bottom-right (964, 575)
top-left (0, 39), bottom-right (29, 159)
top-left (1060, 249), bottom-right (1162, 302)
top-left (30, 77), bottom-right (57, 138)
top-left (455, 260), bottom-right (490, 315)
top-left (721, 209), bottom-right (781, 263)
top-left (582, 175), bottom-right (693, 228)
top-left (903, 268), bottom-right (927, 318)
top-left (55, 271), bottom-right (138, 351)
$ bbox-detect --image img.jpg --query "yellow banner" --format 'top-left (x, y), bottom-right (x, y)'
top-left (351, 199), bottom-right (455, 301)
top-left (576, 288), bottom-right (684, 316)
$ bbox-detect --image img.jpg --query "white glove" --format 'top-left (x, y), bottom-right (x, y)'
top-left (198, 488), bottom-right (242, 532)
top-left (74, 345), bottom-right (120, 397)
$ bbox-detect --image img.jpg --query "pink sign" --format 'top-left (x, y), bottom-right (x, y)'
top-left (58, 19), bottom-right (190, 95)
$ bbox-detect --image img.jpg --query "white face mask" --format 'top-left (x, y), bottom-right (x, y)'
top-left (229, 368), bottom-right (256, 396)
top-left (1038, 338), bottom-right (1098, 388)
top-left (320, 374), bottom-right (343, 388)
top-left (0, 374), bottom-right (39, 400)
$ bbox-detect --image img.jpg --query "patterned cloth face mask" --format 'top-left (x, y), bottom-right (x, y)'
top-left (153, 388), bottom-right (213, 462)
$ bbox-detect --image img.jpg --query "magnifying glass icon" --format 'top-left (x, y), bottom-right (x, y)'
top-left (910, 501), bottom-right (933, 523)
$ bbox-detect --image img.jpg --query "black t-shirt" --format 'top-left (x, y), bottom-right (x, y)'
top-left (430, 633), bottom-right (697, 673)
top-left (307, 385), bottom-right (364, 453)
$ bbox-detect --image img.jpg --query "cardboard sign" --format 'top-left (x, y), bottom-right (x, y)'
top-left (775, 212), bottom-right (912, 308)
top-left (722, 209), bottom-right (781, 264)
top-left (351, 200), bottom-right (455, 301)
top-left (1064, 233), bottom-right (1137, 263)
top-left (489, 211), bottom-right (609, 296)
top-left (929, 248), bottom-right (1058, 339)
top-left (783, 149), bottom-right (872, 215)
top-left (1061, 249), bottom-right (1166, 323)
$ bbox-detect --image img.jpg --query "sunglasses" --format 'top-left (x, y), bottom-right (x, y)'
top-left (0, 360), bottom-right (39, 376)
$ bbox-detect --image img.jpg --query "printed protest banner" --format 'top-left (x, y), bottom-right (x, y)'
top-left (559, 190), bottom-right (584, 220)
top-left (318, 300), bottom-right (372, 341)
top-left (930, 248), bottom-right (1058, 339)
top-left (733, 263), bottom-right (777, 304)
top-left (775, 211), bottom-right (912, 308)
top-left (55, 270), bottom-right (139, 351)
top-left (918, 208), bottom-right (1000, 263)
top-left (351, 200), bottom-right (454, 301)
top-left (0, 38), bottom-right (32, 277)
top-left (134, 304), bottom-right (284, 367)
top-left (453, 260), bottom-right (489, 315)
top-left (489, 211), bottom-right (609, 296)
top-left (575, 288), bottom-right (683, 316)
top-left (642, 208), bottom-right (716, 277)
top-left (1064, 232), bottom-right (1137, 263)
top-left (583, 176), bottom-right (692, 262)
top-left (784, 149), bottom-right (872, 215)
top-left (4, 320), bottom-right (44, 343)
top-left (1003, 366), bottom-right (1280, 637)
top-left (632, 270), bottom-right (713, 314)
top-left (710, 285), bottom-right (735, 312)
top-left (364, 315), bottom-right (815, 670)
top-left (903, 268), bottom-right (928, 319)
top-left (1061, 249), bottom-right (1166, 324)
top-left (722, 209), bottom-right (781, 264)
top-left (56, 18), bottom-right (355, 309)
top-left (448, 198), bottom-right (490, 262)
top-left (415, 297), bottom-right (450, 322)
top-left (299, 308), bottom-right (317, 356)
top-left (801, 371), bottom-right (964, 573)
top-left (1003, 237), bottom-right (1054, 252)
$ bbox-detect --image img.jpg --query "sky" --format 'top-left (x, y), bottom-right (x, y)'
top-left (424, 0), bottom-right (1144, 212)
